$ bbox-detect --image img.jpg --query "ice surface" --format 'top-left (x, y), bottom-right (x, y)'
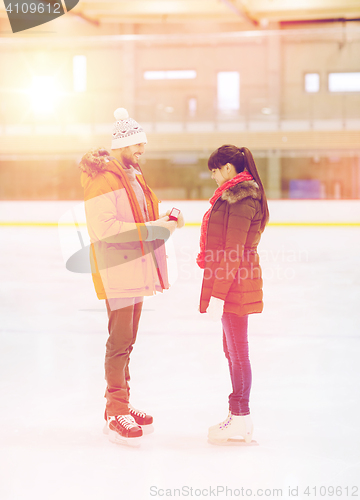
top-left (1, 216), bottom-right (360, 499)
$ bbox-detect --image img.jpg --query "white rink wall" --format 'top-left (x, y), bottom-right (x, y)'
top-left (0, 199), bottom-right (360, 224)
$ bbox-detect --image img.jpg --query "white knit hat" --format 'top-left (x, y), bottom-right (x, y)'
top-left (111, 108), bottom-right (147, 149)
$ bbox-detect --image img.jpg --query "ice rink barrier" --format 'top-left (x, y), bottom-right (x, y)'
top-left (0, 199), bottom-right (360, 226)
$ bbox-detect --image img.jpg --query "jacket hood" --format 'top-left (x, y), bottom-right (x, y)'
top-left (221, 180), bottom-right (262, 204)
top-left (79, 148), bottom-right (112, 179)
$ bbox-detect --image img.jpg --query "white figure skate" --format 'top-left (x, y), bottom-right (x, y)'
top-left (208, 411), bottom-right (232, 432)
top-left (208, 414), bottom-right (257, 446)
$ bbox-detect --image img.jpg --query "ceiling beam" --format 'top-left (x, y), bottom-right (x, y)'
top-left (1, 0), bottom-right (360, 24)
top-left (73, 1), bottom-right (230, 16)
top-left (218, 0), bottom-right (257, 25)
top-left (242, 0), bottom-right (360, 22)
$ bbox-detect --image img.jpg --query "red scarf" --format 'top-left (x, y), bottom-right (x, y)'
top-left (196, 172), bottom-right (253, 269)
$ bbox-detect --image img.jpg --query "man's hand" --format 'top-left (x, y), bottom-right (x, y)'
top-left (155, 217), bottom-right (177, 236)
top-left (159, 210), bottom-right (185, 229)
top-left (159, 210), bottom-right (171, 219)
top-left (145, 217), bottom-right (177, 240)
top-left (206, 296), bottom-right (225, 321)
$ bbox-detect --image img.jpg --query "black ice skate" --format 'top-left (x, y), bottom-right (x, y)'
top-left (105, 414), bottom-right (143, 447)
top-left (129, 405), bottom-right (154, 434)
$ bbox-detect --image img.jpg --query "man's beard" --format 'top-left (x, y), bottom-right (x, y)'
top-left (122, 155), bottom-right (139, 170)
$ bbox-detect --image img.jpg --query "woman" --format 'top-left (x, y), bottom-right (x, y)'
top-left (197, 145), bottom-right (269, 444)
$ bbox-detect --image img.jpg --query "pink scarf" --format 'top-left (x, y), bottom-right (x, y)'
top-left (196, 172), bottom-right (253, 269)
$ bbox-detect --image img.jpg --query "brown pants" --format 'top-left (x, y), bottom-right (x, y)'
top-left (105, 298), bottom-right (143, 416)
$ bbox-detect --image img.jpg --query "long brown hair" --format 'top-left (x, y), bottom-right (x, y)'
top-left (208, 144), bottom-right (269, 231)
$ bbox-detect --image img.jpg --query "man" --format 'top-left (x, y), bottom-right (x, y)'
top-left (79, 108), bottom-right (182, 446)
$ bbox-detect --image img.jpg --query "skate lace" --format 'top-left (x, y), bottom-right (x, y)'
top-left (220, 414), bottom-right (232, 429)
top-left (130, 406), bottom-right (146, 419)
top-left (115, 415), bottom-right (137, 429)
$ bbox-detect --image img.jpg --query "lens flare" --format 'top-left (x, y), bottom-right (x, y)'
top-left (30, 75), bottom-right (60, 115)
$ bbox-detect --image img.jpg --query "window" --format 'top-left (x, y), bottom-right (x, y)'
top-left (144, 70), bottom-right (196, 80)
top-left (73, 55), bottom-right (87, 92)
top-left (217, 72), bottom-right (240, 111)
top-left (328, 72), bottom-right (360, 92)
top-left (188, 97), bottom-right (197, 117)
top-left (305, 73), bottom-right (320, 93)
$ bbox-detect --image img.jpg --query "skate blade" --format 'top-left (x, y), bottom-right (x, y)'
top-left (103, 423), bottom-right (153, 436)
top-left (142, 424), bottom-right (154, 435)
top-left (208, 437), bottom-right (258, 446)
top-left (108, 429), bottom-right (142, 447)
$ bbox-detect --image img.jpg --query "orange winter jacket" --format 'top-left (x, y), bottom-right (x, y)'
top-left (79, 148), bottom-right (169, 300)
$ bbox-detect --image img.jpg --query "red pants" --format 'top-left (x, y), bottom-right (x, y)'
top-left (105, 298), bottom-right (143, 416)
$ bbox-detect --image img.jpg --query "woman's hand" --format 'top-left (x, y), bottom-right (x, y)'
top-left (206, 296), bottom-right (225, 321)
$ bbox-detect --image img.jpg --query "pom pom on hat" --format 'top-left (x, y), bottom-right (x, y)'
top-left (112, 107), bottom-right (147, 149)
top-left (114, 108), bottom-right (129, 121)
